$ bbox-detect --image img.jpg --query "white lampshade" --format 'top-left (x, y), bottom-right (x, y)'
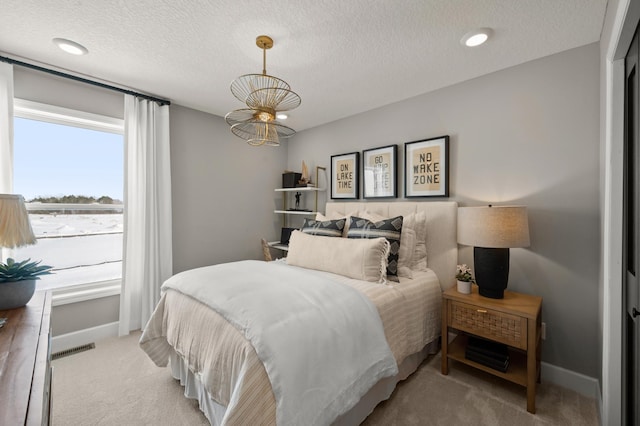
top-left (457, 205), bottom-right (530, 248)
top-left (0, 194), bottom-right (36, 248)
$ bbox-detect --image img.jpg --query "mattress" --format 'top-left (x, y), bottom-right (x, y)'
top-left (140, 265), bottom-right (442, 425)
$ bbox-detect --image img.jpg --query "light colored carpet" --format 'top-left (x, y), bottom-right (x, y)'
top-left (52, 332), bottom-right (599, 425)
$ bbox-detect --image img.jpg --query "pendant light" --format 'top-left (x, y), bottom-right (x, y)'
top-left (225, 35), bottom-right (301, 146)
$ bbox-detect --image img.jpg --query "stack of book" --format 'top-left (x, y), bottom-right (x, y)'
top-left (465, 336), bottom-right (510, 373)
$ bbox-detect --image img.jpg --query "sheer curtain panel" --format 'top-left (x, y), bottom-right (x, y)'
top-left (0, 63), bottom-right (14, 262)
top-left (119, 95), bottom-right (172, 336)
top-left (0, 62), bottom-right (13, 193)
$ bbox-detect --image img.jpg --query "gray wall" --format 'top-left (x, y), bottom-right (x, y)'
top-left (14, 67), bottom-right (124, 118)
top-left (169, 104), bottom-right (287, 273)
top-left (52, 295), bottom-right (120, 335)
top-left (288, 43), bottom-right (601, 378)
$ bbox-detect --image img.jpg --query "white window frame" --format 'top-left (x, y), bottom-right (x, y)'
top-left (13, 98), bottom-right (125, 306)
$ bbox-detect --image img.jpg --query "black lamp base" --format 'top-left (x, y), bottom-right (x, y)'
top-left (478, 286), bottom-right (506, 299)
top-left (474, 247), bottom-right (510, 299)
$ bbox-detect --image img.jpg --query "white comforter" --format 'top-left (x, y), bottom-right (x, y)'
top-left (160, 260), bottom-right (398, 426)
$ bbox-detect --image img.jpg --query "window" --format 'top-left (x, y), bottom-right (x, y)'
top-left (12, 99), bottom-right (124, 294)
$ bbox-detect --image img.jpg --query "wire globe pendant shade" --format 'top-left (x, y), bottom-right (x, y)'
top-left (225, 35), bottom-right (301, 147)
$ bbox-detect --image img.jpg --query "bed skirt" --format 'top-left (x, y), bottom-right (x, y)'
top-left (169, 339), bottom-right (440, 426)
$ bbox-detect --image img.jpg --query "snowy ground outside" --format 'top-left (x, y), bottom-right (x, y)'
top-left (13, 213), bottom-right (123, 291)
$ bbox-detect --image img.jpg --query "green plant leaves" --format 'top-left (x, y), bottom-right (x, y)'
top-left (0, 258), bottom-right (53, 283)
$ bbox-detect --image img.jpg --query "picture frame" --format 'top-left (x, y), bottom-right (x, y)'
top-left (363, 144), bottom-right (397, 199)
top-left (330, 152), bottom-right (359, 199)
top-left (404, 135), bottom-right (449, 198)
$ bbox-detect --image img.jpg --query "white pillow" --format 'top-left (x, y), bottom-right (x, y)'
top-left (286, 230), bottom-right (390, 282)
top-left (359, 210), bottom-right (415, 278)
top-left (397, 228), bottom-right (415, 278)
top-left (403, 211), bottom-right (428, 271)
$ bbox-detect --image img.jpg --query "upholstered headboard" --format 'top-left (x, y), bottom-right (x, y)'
top-left (325, 201), bottom-right (458, 291)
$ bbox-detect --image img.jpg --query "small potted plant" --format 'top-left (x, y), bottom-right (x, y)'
top-left (0, 258), bottom-right (53, 310)
top-left (456, 264), bottom-right (475, 294)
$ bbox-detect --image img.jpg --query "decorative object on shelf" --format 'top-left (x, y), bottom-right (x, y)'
top-left (331, 152), bottom-right (359, 199)
top-left (455, 264), bottom-right (475, 294)
top-left (457, 205), bottom-right (530, 299)
top-left (363, 144), bottom-right (397, 199)
top-left (297, 161), bottom-right (311, 187)
top-left (282, 171), bottom-right (302, 188)
top-left (225, 35), bottom-right (301, 147)
top-left (404, 136), bottom-right (449, 198)
top-left (0, 194), bottom-right (52, 310)
top-left (286, 190), bottom-right (310, 212)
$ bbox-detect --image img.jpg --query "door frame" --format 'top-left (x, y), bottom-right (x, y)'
top-left (623, 23), bottom-right (640, 426)
top-left (604, 0), bottom-right (639, 424)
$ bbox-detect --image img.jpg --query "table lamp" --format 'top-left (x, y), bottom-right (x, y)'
top-left (0, 194), bottom-right (39, 311)
top-left (457, 205), bottom-right (530, 299)
top-left (0, 194), bottom-right (36, 250)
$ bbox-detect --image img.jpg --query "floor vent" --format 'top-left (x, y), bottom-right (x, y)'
top-left (52, 343), bottom-right (96, 360)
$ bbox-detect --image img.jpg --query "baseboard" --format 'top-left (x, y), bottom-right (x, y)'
top-left (52, 321), bottom-right (119, 354)
top-left (542, 361), bottom-right (600, 400)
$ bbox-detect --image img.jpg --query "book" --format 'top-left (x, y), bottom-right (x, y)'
top-left (465, 348), bottom-right (510, 372)
top-left (465, 345), bottom-right (508, 360)
top-left (466, 336), bottom-right (509, 359)
top-left (465, 335), bottom-right (510, 372)
top-left (465, 345), bottom-right (509, 363)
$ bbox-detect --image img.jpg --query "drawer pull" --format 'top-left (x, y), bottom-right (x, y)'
top-left (476, 309), bottom-right (487, 313)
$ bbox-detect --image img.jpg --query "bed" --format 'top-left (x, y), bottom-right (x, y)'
top-left (140, 201), bottom-right (457, 425)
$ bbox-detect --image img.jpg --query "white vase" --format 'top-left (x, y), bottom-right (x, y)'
top-left (457, 280), bottom-right (471, 294)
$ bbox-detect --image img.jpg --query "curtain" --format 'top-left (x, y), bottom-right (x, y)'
top-left (119, 95), bottom-right (172, 336)
top-left (0, 62), bottom-right (13, 194)
top-left (0, 63), bottom-right (14, 262)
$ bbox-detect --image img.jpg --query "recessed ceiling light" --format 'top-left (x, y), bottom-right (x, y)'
top-left (53, 38), bottom-right (88, 55)
top-left (276, 113), bottom-right (288, 120)
top-left (460, 28), bottom-right (493, 47)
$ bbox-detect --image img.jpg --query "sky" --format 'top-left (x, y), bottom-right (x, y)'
top-left (13, 117), bottom-right (124, 201)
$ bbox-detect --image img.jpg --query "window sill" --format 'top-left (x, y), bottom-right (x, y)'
top-left (51, 279), bottom-right (121, 306)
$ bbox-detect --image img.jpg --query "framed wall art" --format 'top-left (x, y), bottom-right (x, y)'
top-left (331, 152), bottom-right (359, 199)
top-left (363, 144), bottom-right (397, 199)
top-left (404, 135), bottom-right (449, 198)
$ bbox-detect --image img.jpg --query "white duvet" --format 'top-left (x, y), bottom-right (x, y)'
top-left (161, 260), bottom-right (399, 426)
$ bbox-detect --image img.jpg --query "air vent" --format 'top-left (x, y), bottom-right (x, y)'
top-left (52, 343), bottom-right (95, 360)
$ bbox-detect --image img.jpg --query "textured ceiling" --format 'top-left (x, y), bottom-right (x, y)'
top-left (0, 0), bottom-right (607, 132)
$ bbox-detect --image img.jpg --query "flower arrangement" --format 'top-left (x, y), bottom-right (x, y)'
top-left (456, 264), bottom-right (475, 283)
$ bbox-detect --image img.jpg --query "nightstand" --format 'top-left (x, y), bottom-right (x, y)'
top-left (441, 285), bottom-right (542, 413)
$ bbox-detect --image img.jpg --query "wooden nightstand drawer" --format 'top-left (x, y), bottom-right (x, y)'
top-left (449, 300), bottom-right (527, 350)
